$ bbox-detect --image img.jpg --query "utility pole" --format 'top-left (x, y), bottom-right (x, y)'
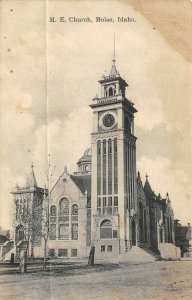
top-left (43, 154), bottom-right (55, 269)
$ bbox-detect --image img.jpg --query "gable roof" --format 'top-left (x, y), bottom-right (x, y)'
top-left (0, 230), bottom-right (10, 239)
top-left (144, 176), bottom-right (153, 199)
top-left (70, 174), bottom-right (91, 207)
top-left (0, 234), bottom-right (9, 244)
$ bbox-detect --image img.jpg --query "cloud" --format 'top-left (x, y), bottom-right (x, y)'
top-left (0, 87), bottom-right (35, 145)
top-left (137, 156), bottom-right (191, 224)
top-left (33, 106), bottom-right (92, 182)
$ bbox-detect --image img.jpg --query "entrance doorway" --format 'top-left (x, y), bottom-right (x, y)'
top-left (132, 220), bottom-right (136, 246)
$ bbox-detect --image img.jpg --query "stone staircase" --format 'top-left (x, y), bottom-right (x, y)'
top-left (1, 240), bottom-right (14, 261)
top-left (159, 243), bottom-right (181, 260)
top-left (2, 243), bottom-right (16, 262)
top-left (119, 246), bottom-right (160, 264)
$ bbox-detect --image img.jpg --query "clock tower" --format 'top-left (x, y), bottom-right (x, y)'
top-left (90, 51), bottom-right (138, 257)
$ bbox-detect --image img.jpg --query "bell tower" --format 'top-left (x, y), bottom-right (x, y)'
top-left (90, 44), bottom-right (138, 255)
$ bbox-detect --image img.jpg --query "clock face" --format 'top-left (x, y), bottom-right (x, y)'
top-left (103, 114), bottom-right (115, 128)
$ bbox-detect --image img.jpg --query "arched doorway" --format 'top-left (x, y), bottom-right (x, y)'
top-left (160, 227), bottom-right (163, 243)
top-left (132, 220), bottom-right (136, 246)
top-left (100, 219), bottom-right (112, 239)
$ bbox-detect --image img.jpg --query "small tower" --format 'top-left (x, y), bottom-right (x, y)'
top-left (11, 164), bottom-right (45, 258)
top-left (76, 148), bottom-right (92, 174)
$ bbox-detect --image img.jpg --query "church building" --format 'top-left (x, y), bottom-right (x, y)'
top-left (3, 51), bottom-right (180, 262)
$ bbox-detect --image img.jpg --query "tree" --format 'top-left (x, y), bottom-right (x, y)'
top-left (12, 155), bottom-right (55, 269)
top-left (88, 217), bottom-right (100, 266)
top-left (35, 154), bottom-right (56, 269)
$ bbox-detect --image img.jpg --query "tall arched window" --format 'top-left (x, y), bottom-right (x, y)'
top-left (50, 205), bottom-right (56, 216)
top-left (144, 210), bottom-right (147, 242)
top-left (71, 205), bottom-right (78, 240)
top-left (59, 198), bottom-right (69, 215)
top-left (97, 140), bottom-right (101, 195)
top-left (103, 140), bottom-right (107, 195)
top-left (50, 205), bottom-right (57, 223)
top-left (72, 204), bottom-right (78, 215)
top-left (100, 219), bottom-right (112, 239)
top-left (109, 87), bottom-right (113, 96)
top-left (108, 139), bottom-right (112, 195)
top-left (114, 138), bottom-right (118, 194)
top-left (132, 220), bottom-right (136, 246)
top-left (139, 202), bottom-right (143, 243)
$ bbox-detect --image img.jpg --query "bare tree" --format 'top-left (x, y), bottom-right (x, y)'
top-left (40, 154), bottom-right (56, 269)
top-left (88, 217), bottom-right (100, 266)
top-left (12, 155), bottom-right (55, 269)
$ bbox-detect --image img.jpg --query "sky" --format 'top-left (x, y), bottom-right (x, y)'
top-left (0, 0), bottom-right (191, 229)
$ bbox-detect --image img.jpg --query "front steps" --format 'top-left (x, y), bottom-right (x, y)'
top-left (119, 246), bottom-right (160, 264)
top-left (159, 243), bottom-right (181, 260)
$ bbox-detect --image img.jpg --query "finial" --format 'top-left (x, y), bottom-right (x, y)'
top-left (31, 162), bottom-right (34, 170)
top-left (64, 165), bottom-right (67, 173)
top-left (138, 171), bottom-right (140, 178)
top-left (146, 173), bottom-right (148, 181)
top-left (112, 33), bottom-right (116, 66)
top-left (166, 192), bottom-right (170, 202)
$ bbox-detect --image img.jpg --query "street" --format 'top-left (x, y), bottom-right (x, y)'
top-left (0, 260), bottom-right (191, 300)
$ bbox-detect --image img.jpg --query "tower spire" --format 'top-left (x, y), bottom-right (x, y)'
top-left (110, 34), bottom-right (118, 77)
top-left (113, 33), bottom-right (115, 65)
top-left (26, 163), bottom-right (37, 187)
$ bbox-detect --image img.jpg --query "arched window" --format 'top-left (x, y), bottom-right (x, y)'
top-left (132, 220), bottom-right (136, 246)
top-left (109, 87), bottom-right (113, 96)
top-left (97, 140), bottom-right (101, 195)
top-left (114, 138), bottom-right (118, 194)
top-left (100, 219), bottom-right (112, 239)
top-left (108, 139), bottom-right (112, 195)
top-left (72, 204), bottom-right (78, 215)
top-left (144, 210), bottom-right (147, 242)
top-left (59, 198), bottom-right (69, 215)
top-left (103, 140), bottom-right (107, 195)
top-left (139, 202), bottom-right (143, 243)
top-left (50, 205), bottom-right (56, 216)
top-left (84, 164), bottom-right (89, 171)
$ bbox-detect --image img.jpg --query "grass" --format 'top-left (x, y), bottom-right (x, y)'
top-left (0, 262), bottom-right (120, 277)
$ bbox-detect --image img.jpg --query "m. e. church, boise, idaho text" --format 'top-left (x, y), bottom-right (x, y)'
top-left (49, 16), bottom-right (136, 23)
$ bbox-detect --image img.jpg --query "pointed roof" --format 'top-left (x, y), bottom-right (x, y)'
top-left (109, 35), bottom-right (118, 77)
top-left (109, 59), bottom-right (118, 77)
top-left (26, 163), bottom-right (37, 187)
top-left (144, 173), bottom-right (153, 199)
